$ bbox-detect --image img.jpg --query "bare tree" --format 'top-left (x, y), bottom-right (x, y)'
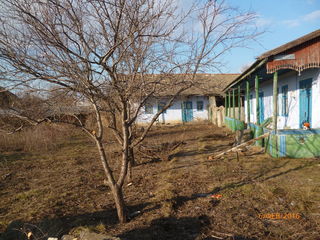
top-left (0, 0), bottom-right (260, 223)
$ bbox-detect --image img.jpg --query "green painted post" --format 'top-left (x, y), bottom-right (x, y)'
top-left (255, 75), bottom-right (260, 125)
top-left (273, 71), bottom-right (278, 134)
top-left (238, 85), bottom-right (241, 120)
top-left (232, 89), bottom-right (235, 119)
top-left (225, 94), bottom-right (228, 117)
top-left (273, 71), bottom-right (278, 156)
top-left (255, 75), bottom-right (263, 146)
top-left (246, 80), bottom-right (250, 126)
top-left (228, 91), bottom-right (231, 117)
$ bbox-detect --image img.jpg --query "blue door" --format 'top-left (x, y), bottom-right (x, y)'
top-left (259, 92), bottom-right (264, 123)
top-left (182, 101), bottom-right (193, 122)
top-left (299, 78), bottom-right (312, 128)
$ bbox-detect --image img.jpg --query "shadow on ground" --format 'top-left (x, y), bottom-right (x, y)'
top-left (119, 216), bottom-right (209, 240)
top-left (172, 158), bottom-right (319, 211)
top-left (0, 202), bottom-right (160, 240)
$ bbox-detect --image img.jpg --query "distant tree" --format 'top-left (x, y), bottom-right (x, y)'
top-left (240, 63), bottom-right (253, 73)
top-left (0, 0), bottom-right (261, 223)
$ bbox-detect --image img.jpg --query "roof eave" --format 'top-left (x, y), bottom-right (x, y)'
top-left (223, 58), bottom-right (268, 92)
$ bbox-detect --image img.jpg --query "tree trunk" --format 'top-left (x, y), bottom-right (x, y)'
top-left (127, 146), bottom-right (135, 182)
top-left (129, 146), bottom-right (135, 166)
top-left (111, 184), bottom-right (127, 223)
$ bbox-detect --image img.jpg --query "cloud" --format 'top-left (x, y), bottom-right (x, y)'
top-left (303, 10), bottom-right (320, 21)
top-left (282, 10), bottom-right (320, 28)
top-left (306, 0), bottom-right (315, 4)
top-left (282, 19), bottom-right (301, 28)
top-left (256, 17), bottom-right (273, 27)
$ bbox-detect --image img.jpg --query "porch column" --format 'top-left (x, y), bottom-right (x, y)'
top-left (273, 71), bottom-right (278, 133)
top-left (255, 75), bottom-right (260, 125)
top-left (255, 75), bottom-right (263, 146)
top-left (232, 89), bottom-right (235, 118)
top-left (225, 94), bottom-right (228, 117)
top-left (228, 91), bottom-right (231, 117)
top-left (238, 85), bottom-right (241, 120)
top-left (246, 80), bottom-right (250, 125)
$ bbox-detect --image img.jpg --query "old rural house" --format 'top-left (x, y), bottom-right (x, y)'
top-left (224, 29), bottom-right (320, 158)
top-left (137, 74), bottom-right (238, 124)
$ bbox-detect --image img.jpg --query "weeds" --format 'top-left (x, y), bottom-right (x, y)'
top-left (0, 124), bottom-right (76, 153)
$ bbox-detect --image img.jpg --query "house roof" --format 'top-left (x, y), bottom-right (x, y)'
top-left (258, 29), bottom-right (320, 60)
top-left (149, 73), bottom-right (239, 97)
top-left (224, 29), bottom-right (320, 91)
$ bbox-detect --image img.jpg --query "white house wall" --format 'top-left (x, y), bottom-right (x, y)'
top-left (244, 68), bottom-right (320, 129)
top-left (137, 96), bottom-right (209, 124)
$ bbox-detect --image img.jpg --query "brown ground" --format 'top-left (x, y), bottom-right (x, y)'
top-left (0, 123), bottom-right (320, 240)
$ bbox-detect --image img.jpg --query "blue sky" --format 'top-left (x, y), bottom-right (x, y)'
top-left (223, 0), bottom-right (320, 73)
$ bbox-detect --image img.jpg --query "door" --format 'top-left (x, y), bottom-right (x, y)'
top-left (259, 92), bottom-right (264, 123)
top-left (182, 101), bottom-right (193, 122)
top-left (299, 78), bottom-right (312, 128)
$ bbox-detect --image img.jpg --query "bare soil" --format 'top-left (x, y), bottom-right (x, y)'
top-left (0, 123), bottom-right (320, 240)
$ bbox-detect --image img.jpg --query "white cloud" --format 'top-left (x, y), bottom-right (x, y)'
top-left (282, 19), bottom-right (301, 28)
top-left (282, 9), bottom-right (320, 28)
top-left (256, 17), bottom-right (273, 27)
top-left (303, 10), bottom-right (320, 21)
top-left (306, 0), bottom-right (315, 4)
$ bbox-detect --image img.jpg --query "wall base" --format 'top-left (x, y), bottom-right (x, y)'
top-left (225, 118), bottom-right (320, 158)
top-left (225, 116), bottom-right (245, 131)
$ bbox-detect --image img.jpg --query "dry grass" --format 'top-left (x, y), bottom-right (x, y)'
top-left (0, 123), bottom-right (320, 240)
top-left (0, 124), bottom-right (77, 153)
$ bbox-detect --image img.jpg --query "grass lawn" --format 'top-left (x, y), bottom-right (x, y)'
top-left (0, 123), bottom-right (319, 240)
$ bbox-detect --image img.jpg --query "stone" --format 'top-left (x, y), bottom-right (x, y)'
top-left (69, 229), bottom-right (121, 240)
top-left (61, 235), bottom-right (77, 240)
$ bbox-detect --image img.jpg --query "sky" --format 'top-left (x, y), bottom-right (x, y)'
top-left (222, 0), bottom-right (320, 73)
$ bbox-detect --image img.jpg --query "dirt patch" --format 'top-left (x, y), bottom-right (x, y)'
top-left (1, 123), bottom-right (319, 239)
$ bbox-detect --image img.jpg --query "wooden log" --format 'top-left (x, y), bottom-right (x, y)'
top-left (208, 132), bottom-right (270, 160)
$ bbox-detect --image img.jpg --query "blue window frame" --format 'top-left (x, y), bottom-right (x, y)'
top-left (282, 85), bottom-right (288, 116)
top-left (196, 101), bottom-right (204, 111)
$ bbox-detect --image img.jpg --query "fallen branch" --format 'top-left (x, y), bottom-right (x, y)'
top-left (2, 173), bottom-right (12, 180)
top-left (208, 132), bottom-right (270, 160)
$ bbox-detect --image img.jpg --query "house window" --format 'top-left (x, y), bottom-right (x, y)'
top-left (197, 101), bottom-right (204, 111)
top-left (282, 85), bottom-right (288, 116)
top-left (158, 102), bottom-right (167, 113)
top-left (145, 103), bottom-right (153, 114)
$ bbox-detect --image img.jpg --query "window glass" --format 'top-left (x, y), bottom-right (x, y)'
top-left (282, 85), bottom-right (288, 116)
top-left (197, 101), bottom-right (204, 111)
